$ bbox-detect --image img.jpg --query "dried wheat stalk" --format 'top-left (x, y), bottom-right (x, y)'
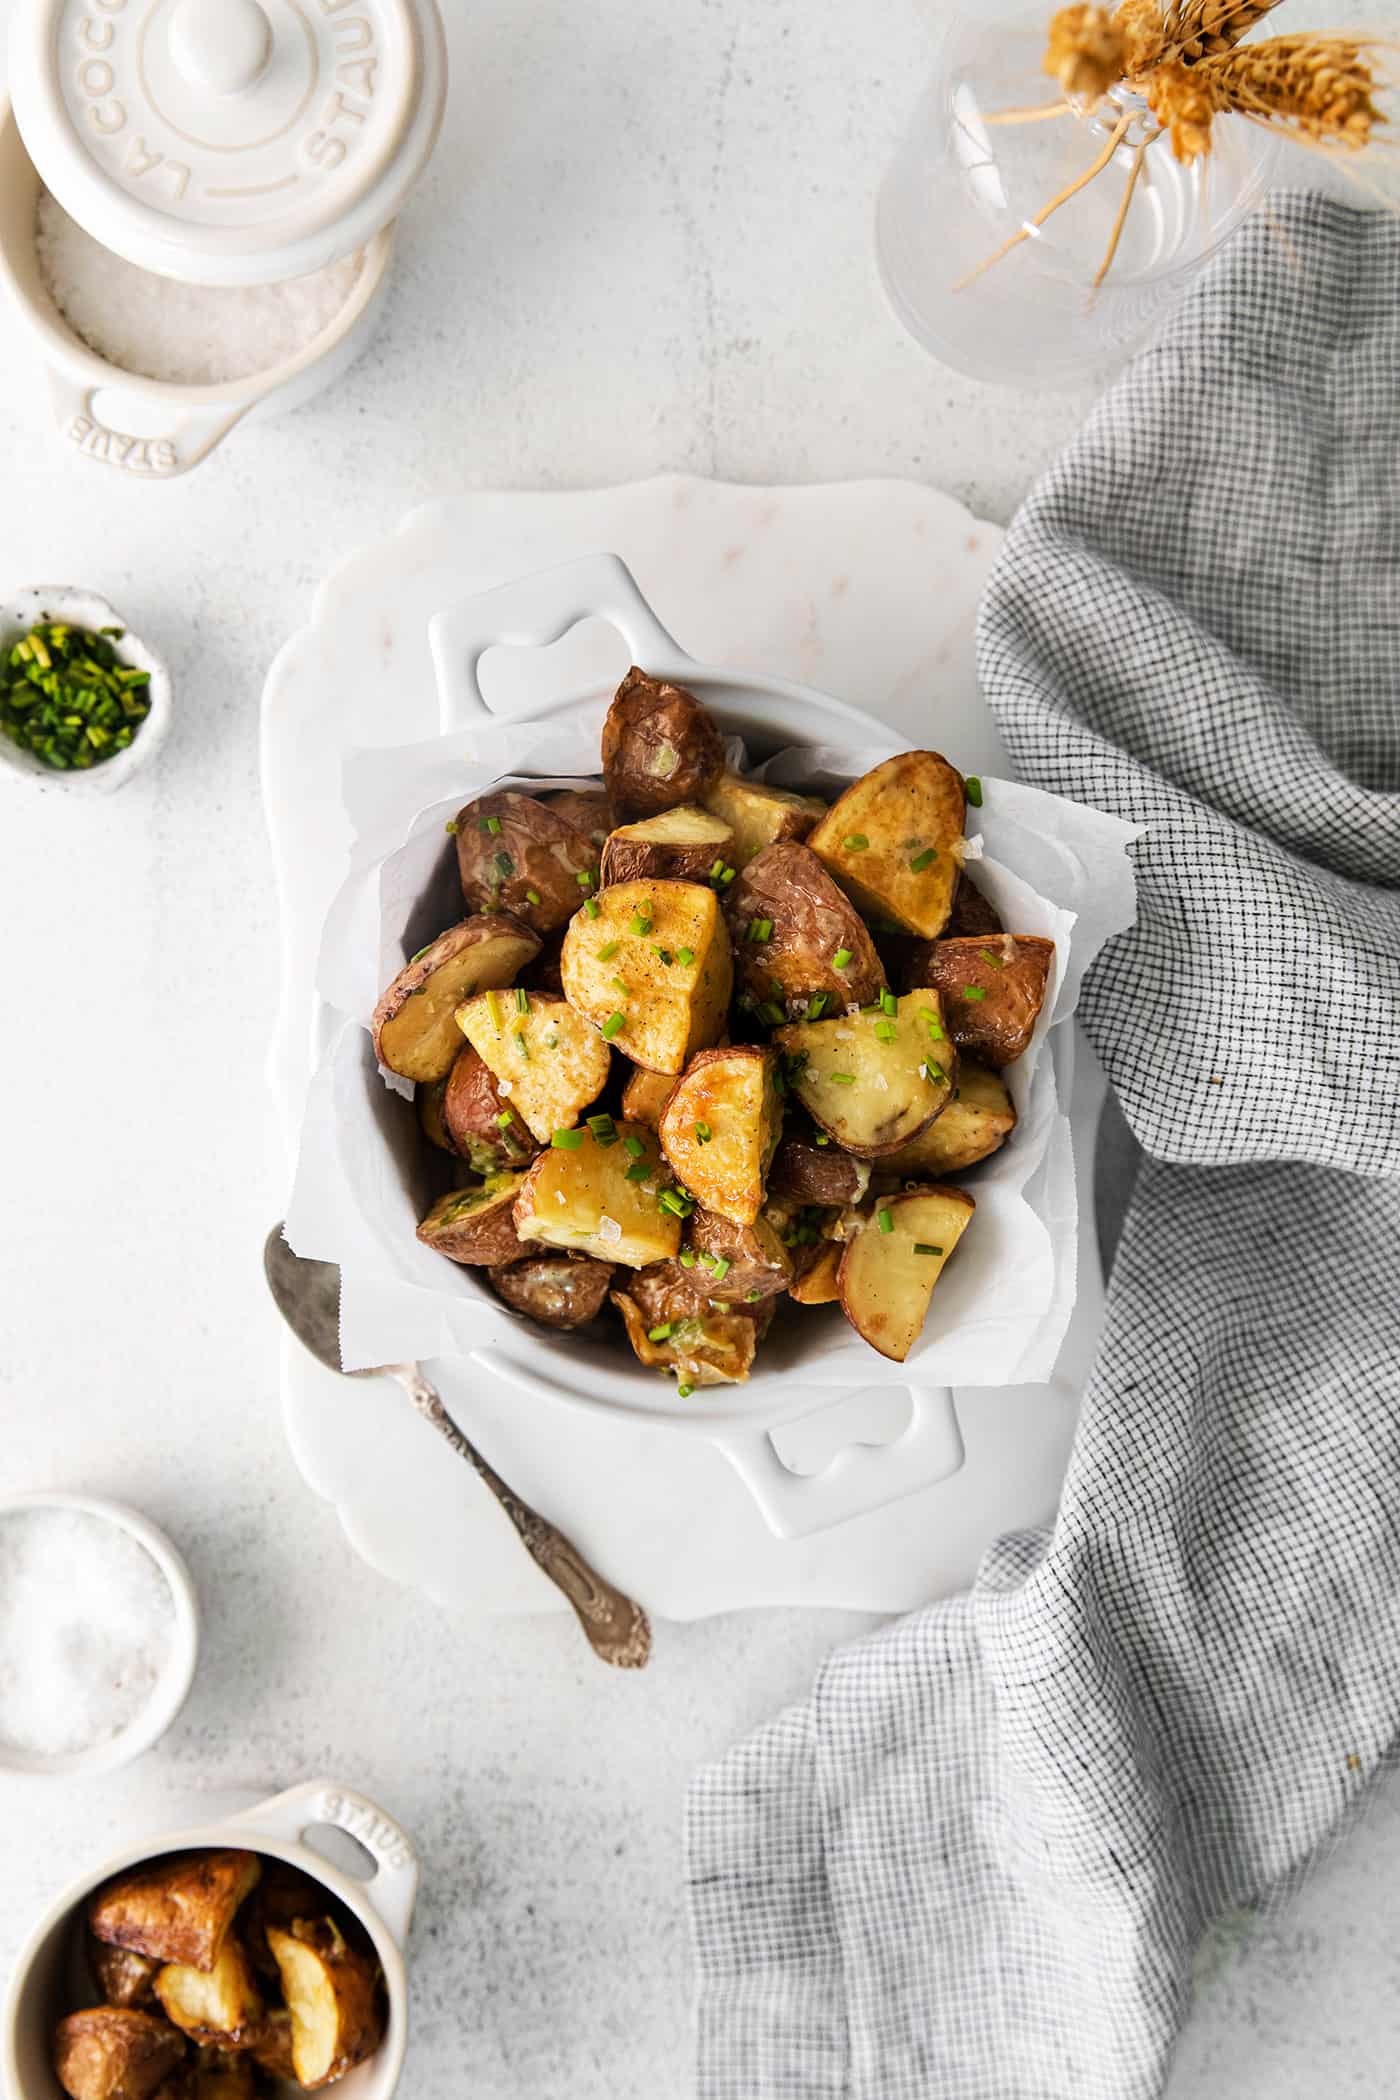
top-left (1159, 0), bottom-right (1287, 65)
top-left (1147, 33), bottom-right (1384, 158)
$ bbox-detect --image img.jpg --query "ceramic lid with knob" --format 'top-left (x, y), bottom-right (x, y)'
top-left (8, 0), bottom-right (448, 286)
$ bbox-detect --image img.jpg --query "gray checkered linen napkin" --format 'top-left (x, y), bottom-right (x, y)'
top-left (686, 192), bottom-right (1400, 2100)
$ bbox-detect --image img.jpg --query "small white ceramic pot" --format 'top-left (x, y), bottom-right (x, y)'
top-left (2, 1780), bottom-right (419, 2100)
top-left (0, 588), bottom-right (172, 793)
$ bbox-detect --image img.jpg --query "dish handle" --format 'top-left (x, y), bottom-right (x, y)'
top-left (48, 373), bottom-right (247, 479)
top-left (713, 1383), bottom-right (965, 1540)
top-left (428, 552), bottom-right (694, 729)
top-left (229, 1781), bottom-right (419, 1948)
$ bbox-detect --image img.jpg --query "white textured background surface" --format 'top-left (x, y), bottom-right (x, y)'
top-left (1, 1), bottom-right (1396, 2094)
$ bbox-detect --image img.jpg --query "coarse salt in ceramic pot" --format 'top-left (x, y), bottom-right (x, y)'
top-left (0, 0), bottom-right (447, 474)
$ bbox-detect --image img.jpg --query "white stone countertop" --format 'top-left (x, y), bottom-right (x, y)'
top-left (2, 2), bottom-right (1396, 2094)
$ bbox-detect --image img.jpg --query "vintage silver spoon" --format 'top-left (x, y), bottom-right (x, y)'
top-left (263, 1226), bottom-right (652, 1669)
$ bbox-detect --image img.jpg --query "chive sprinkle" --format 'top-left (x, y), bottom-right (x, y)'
top-left (830, 1071), bottom-right (856, 1085)
top-left (807, 992), bottom-right (828, 1020)
top-left (445, 819), bottom-right (459, 835)
top-left (814, 1133), bottom-right (830, 1146)
top-left (629, 913), bottom-right (653, 936)
top-left (514, 987), bottom-right (529, 1012)
top-left (842, 833), bottom-right (869, 852)
top-left (875, 1020), bottom-right (897, 1042)
top-left (709, 859), bottom-right (725, 880)
top-left (879, 988), bottom-right (898, 1016)
top-left (610, 977), bottom-right (629, 995)
top-left (962, 987), bottom-right (988, 1002)
top-left (965, 776), bottom-right (983, 807)
top-left (493, 851), bottom-right (514, 879)
top-left (524, 888), bottom-right (541, 907)
top-left (659, 1188), bottom-right (694, 1217)
top-left (496, 1110), bottom-right (515, 1127)
top-left (598, 940), bottom-right (620, 960)
top-left (648, 1322), bottom-right (674, 1342)
top-left (914, 1243), bottom-right (944, 1256)
top-left (832, 947), bottom-right (853, 970)
top-left (746, 1289), bottom-right (762, 1302)
top-left (877, 1208), bottom-right (893, 1234)
top-left (584, 897), bottom-right (601, 918)
top-left (908, 847), bottom-right (936, 871)
top-left (677, 946), bottom-right (695, 967)
top-left (981, 947), bottom-right (1005, 968)
top-left (602, 1011), bottom-right (626, 1039)
top-left (695, 1121), bottom-right (712, 1144)
top-left (485, 990), bottom-right (503, 1029)
top-left (551, 1127), bottom-right (583, 1149)
top-left (485, 814), bottom-right (503, 834)
top-left (757, 1001), bottom-right (784, 1026)
top-left (625, 1162), bottom-right (651, 1183)
top-left (707, 1255), bottom-right (731, 1282)
top-left (588, 1113), bottom-right (617, 1145)
top-left (679, 1248), bottom-right (696, 1267)
top-left (0, 619), bottom-right (152, 770)
top-left (720, 866), bottom-right (736, 884)
top-left (576, 870), bottom-right (594, 888)
top-left (624, 1135), bottom-right (645, 1158)
top-left (677, 1382), bottom-right (694, 1398)
top-left (514, 1030), bottom-right (530, 1059)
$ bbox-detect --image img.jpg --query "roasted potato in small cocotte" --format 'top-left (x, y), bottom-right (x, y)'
top-left (91, 1942), bottom-right (162, 2011)
top-left (53, 2008), bottom-right (186, 2100)
top-left (542, 787), bottom-right (613, 846)
top-left (442, 1043), bottom-right (543, 1172)
top-left (454, 789), bottom-right (600, 933)
top-left (620, 1062), bottom-right (676, 1130)
top-left (775, 989), bottom-right (956, 1158)
top-left (658, 1045), bottom-right (783, 1227)
top-left (808, 751), bottom-right (966, 940)
top-left (768, 1129), bottom-right (872, 1209)
top-left (599, 803), bottom-right (734, 887)
top-left (701, 770), bottom-right (828, 870)
top-left (417, 1172), bottom-right (528, 1266)
top-left (724, 841), bottom-right (884, 1019)
top-left (685, 1207), bottom-right (794, 1302)
top-left (89, 1852), bottom-right (261, 1974)
top-left (154, 1939), bottom-right (262, 2050)
top-left (560, 878), bottom-right (731, 1075)
top-left (487, 1251), bottom-right (616, 1329)
top-left (267, 1919), bottom-right (384, 2092)
top-left (456, 989), bottom-right (612, 1144)
top-left (372, 915), bottom-right (541, 1084)
top-left (790, 1239), bottom-right (842, 1306)
top-left (602, 667), bottom-right (726, 819)
top-left (883, 1061), bottom-right (1016, 1177)
top-left (838, 1185), bottom-right (975, 1361)
top-left (612, 1284), bottom-right (773, 1388)
top-left (914, 935), bottom-right (1055, 1067)
top-left (514, 1120), bottom-right (682, 1269)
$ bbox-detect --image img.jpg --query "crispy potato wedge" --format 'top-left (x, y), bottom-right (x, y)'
top-left (701, 771), bottom-right (827, 869)
top-left (724, 841), bottom-right (884, 1019)
top-left (541, 788), bottom-right (613, 846)
top-left (372, 915), bottom-right (540, 1084)
top-left (837, 1185), bottom-right (975, 1361)
top-left (612, 1287), bottom-right (771, 1387)
top-left (53, 2009), bottom-right (186, 2100)
top-left (154, 1942), bottom-right (262, 2051)
top-left (620, 1064), bottom-right (676, 1130)
top-left (601, 667), bottom-right (726, 818)
top-left (658, 1045), bottom-right (783, 1227)
top-left (789, 1240), bottom-right (842, 1306)
top-left (768, 1132), bottom-right (871, 1208)
top-left (918, 935), bottom-right (1054, 1066)
top-left (267, 1919), bottom-right (384, 2093)
top-left (882, 1061), bottom-right (1016, 1175)
top-left (441, 1044), bottom-right (541, 1172)
top-left (246, 2011), bottom-right (295, 2083)
top-left (600, 804), bottom-right (734, 886)
top-left (686, 1207), bottom-right (794, 1302)
top-left (91, 1943), bottom-right (161, 2011)
top-left (487, 1252), bottom-right (616, 1329)
top-left (946, 874), bottom-right (1003, 938)
top-left (454, 790), bottom-right (600, 933)
top-left (456, 989), bottom-right (612, 1142)
top-left (514, 1121), bottom-right (681, 1268)
top-left (416, 1172), bottom-right (528, 1266)
top-left (559, 878), bottom-right (731, 1075)
top-left (775, 988), bottom-right (956, 1158)
top-left (807, 752), bottom-right (966, 939)
top-left (89, 1854), bottom-right (261, 1975)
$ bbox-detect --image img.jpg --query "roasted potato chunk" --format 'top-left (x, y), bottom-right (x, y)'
top-left (372, 915), bottom-right (541, 1084)
top-left (415, 1074), bottom-right (456, 1155)
top-left (658, 1045), bottom-right (783, 1226)
top-left (90, 1943), bottom-right (161, 2011)
top-left (454, 790), bottom-right (600, 933)
top-left (600, 804), bottom-right (734, 886)
top-left (838, 1185), bottom-right (975, 1360)
top-left (882, 1061), bottom-right (1016, 1175)
top-left (701, 771), bottom-right (827, 869)
top-left (601, 667), bottom-right (726, 818)
top-left (541, 787), bottom-right (613, 846)
top-left (514, 1121), bottom-right (681, 1268)
top-left (417, 1171), bottom-right (528, 1266)
top-left (455, 989), bottom-right (611, 1144)
top-left (686, 1207), bottom-right (794, 1302)
top-left (487, 1252), bottom-right (616, 1329)
top-left (775, 989), bottom-right (956, 1158)
top-left (789, 1240), bottom-right (842, 1306)
top-left (620, 1064), bottom-right (676, 1130)
top-left (916, 935), bottom-right (1054, 1066)
top-left (808, 752), bottom-right (966, 939)
top-left (440, 1044), bottom-right (541, 1172)
top-left (89, 1853), bottom-right (261, 1974)
top-left (53, 2009), bottom-right (186, 2100)
top-left (612, 1287), bottom-right (771, 1387)
top-left (266, 1919), bottom-right (384, 2093)
top-left (768, 1131), bottom-right (871, 1208)
top-left (247, 2011), bottom-right (295, 2083)
top-left (946, 874), bottom-right (1003, 938)
top-left (724, 841), bottom-right (884, 1019)
top-left (559, 878), bottom-right (731, 1074)
top-left (154, 1941), bottom-right (262, 2051)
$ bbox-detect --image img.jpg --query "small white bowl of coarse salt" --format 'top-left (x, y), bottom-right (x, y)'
top-left (0, 1493), bottom-right (199, 1779)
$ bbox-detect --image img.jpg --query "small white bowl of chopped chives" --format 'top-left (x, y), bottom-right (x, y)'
top-left (0, 1492), bottom-right (200, 1778)
top-left (0, 587), bottom-right (170, 792)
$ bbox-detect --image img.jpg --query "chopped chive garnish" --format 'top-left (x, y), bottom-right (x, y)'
top-left (625, 1162), bottom-right (651, 1183)
top-left (597, 942), bottom-right (619, 962)
top-left (485, 814), bottom-right (503, 834)
top-left (965, 776), bottom-right (983, 807)
top-left (908, 848), bottom-right (936, 871)
top-left (981, 948), bottom-right (1005, 968)
top-left (514, 1030), bottom-right (530, 1059)
top-left (921, 1061), bottom-right (947, 1084)
top-left (814, 1133), bottom-right (830, 1146)
top-left (496, 1110), bottom-right (515, 1127)
top-left (877, 1208), bottom-right (893, 1234)
top-left (584, 897), bottom-right (601, 918)
top-left (677, 946), bottom-right (694, 967)
top-left (485, 990), bottom-right (503, 1029)
top-left (962, 986), bottom-right (988, 1002)
top-left (720, 866), bottom-right (736, 885)
top-left (709, 859), bottom-right (725, 879)
top-left (659, 1188), bottom-right (693, 1217)
top-left (524, 887), bottom-right (542, 907)
top-left (830, 1072), bottom-right (856, 1085)
top-left (610, 977), bottom-right (629, 995)
top-left (807, 992), bottom-right (828, 1019)
top-left (410, 944), bottom-right (431, 964)
top-left (654, 946), bottom-right (674, 965)
top-left (602, 1011), bottom-right (626, 1039)
top-left (914, 1243), bottom-right (944, 1256)
top-left (842, 833), bottom-right (869, 852)
top-left (493, 851), bottom-right (515, 880)
top-left (648, 1322), bottom-right (674, 1342)
top-left (587, 1113), bottom-right (617, 1145)
top-left (832, 947), bottom-right (853, 970)
top-left (702, 1254), bottom-right (731, 1281)
top-left (879, 988), bottom-right (898, 1016)
top-left (551, 1127), bottom-right (583, 1149)
top-left (576, 870), bottom-right (594, 889)
top-left (757, 1001), bottom-right (784, 1026)
top-left (514, 987), bottom-right (529, 1012)
top-left (746, 1289), bottom-right (761, 1302)
top-left (679, 1248), bottom-right (697, 1268)
top-left (746, 918), bottom-right (772, 944)
top-left (445, 819), bottom-right (459, 835)
top-left (624, 1135), bottom-right (645, 1158)
top-left (629, 913), bottom-right (653, 936)
top-left (677, 1382), bottom-right (694, 1398)
top-left (694, 1120), bottom-right (712, 1144)
top-left (875, 1020), bottom-right (897, 1042)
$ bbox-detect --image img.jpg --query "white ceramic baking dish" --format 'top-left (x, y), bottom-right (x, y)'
top-left (2, 1780), bottom-right (417, 2100)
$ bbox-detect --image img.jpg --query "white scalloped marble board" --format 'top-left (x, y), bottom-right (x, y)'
top-left (261, 476), bottom-right (1104, 1619)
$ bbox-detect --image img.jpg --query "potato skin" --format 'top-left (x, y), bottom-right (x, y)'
top-left (416, 1176), bottom-right (528, 1266)
top-left (686, 1209), bottom-right (793, 1303)
top-left (91, 1943), bottom-right (162, 2011)
top-left (455, 790), bottom-right (600, 933)
top-left (914, 935), bottom-right (1054, 1066)
top-left (768, 1133), bottom-right (871, 1208)
top-left (542, 789), bottom-right (613, 846)
top-left (601, 667), bottom-right (725, 818)
top-left (88, 1853), bottom-right (261, 1974)
top-left (599, 805), bottom-right (734, 887)
top-left (372, 915), bottom-right (541, 1083)
top-left (487, 1252), bottom-right (615, 1329)
top-left (53, 2008), bottom-right (186, 2100)
top-left (620, 1064), bottom-right (676, 1130)
top-left (442, 1045), bottom-right (540, 1172)
top-left (724, 841), bottom-right (884, 1018)
top-left (267, 1920), bottom-right (384, 2092)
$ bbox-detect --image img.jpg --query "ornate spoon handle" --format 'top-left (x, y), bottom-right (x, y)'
top-left (384, 1363), bottom-right (652, 1669)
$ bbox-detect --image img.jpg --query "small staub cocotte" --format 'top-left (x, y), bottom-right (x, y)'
top-left (371, 664), bottom-right (1055, 1381)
